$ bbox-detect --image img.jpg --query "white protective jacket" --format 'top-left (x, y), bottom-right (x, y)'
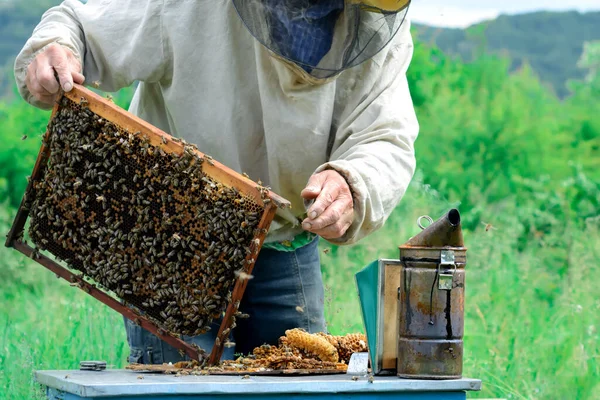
top-left (14, 0), bottom-right (419, 245)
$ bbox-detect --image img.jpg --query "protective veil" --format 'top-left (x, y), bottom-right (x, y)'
top-left (232, 0), bottom-right (411, 80)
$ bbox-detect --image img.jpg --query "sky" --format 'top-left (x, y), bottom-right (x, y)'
top-left (408, 0), bottom-right (600, 28)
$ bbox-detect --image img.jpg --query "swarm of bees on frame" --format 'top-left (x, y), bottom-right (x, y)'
top-left (26, 96), bottom-right (267, 337)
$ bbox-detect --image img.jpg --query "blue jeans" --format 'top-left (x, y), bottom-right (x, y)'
top-left (124, 237), bottom-right (326, 364)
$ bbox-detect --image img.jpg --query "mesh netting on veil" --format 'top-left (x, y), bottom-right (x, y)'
top-left (232, 0), bottom-right (410, 79)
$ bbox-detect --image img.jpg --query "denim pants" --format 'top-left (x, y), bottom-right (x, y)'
top-left (124, 237), bottom-right (326, 364)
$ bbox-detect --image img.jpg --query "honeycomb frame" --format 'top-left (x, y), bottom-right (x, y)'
top-left (5, 84), bottom-right (290, 365)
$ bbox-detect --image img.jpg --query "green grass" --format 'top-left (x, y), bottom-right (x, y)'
top-left (1, 180), bottom-right (598, 399)
top-left (0, 206), bottom-right (128, 399)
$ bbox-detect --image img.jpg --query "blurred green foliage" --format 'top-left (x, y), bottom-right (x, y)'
top-left (415, 11), bottom-right (600, 97)
top-left (408, 38), bottom-right (600, 242)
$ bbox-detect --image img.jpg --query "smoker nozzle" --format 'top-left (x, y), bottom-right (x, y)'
top-left (402, 209), bottom-right (464, 248)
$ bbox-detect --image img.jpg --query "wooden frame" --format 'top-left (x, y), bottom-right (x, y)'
top-left (5, 84), bottom-right (290, 365)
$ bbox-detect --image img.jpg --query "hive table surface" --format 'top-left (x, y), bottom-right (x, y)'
top-left (36, 369), bottom-right (481, 398)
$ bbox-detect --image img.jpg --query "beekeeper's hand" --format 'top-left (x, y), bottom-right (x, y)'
top-left (25, 43), bottom-right (85, 106)
top-left (301, 170), bottom-right (354, 240)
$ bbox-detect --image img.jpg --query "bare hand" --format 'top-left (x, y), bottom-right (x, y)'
top-left (301, 170), bottom-right (354, 240)
top-left (25, 43), bottom-right (85, 106)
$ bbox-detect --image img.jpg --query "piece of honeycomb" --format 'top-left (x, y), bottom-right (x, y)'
top-left (334, 333), bottom-right (368, 364)
top-left (284, 329), bottom-right (339, 363)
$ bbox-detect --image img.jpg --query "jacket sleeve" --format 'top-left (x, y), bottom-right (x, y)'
top-left (14, 0), bottom-right (168, 109)
top-left (314, 21), bottom-right (419, 245)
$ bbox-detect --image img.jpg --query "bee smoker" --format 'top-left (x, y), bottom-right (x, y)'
top-left (397, 209), bottom-right (466, 379)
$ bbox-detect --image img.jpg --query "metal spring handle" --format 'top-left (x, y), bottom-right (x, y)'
top-left (417, 215), bottom-right (434, 230)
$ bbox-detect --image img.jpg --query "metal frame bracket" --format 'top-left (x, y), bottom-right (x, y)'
top-left (438, 250), bottom-right (456, 291)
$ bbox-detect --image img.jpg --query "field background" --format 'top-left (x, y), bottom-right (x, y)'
top-left (0, 2), bottom-right (599, 399)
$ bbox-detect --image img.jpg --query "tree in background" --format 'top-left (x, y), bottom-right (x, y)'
top-left (578, 41), bottom-right (600, 83)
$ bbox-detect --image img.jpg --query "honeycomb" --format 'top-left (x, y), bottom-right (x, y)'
top-left (284, 329), bottom-right (339, 363)
top-left (333, 333), bottom-right (368, 364)
top-left (221, 331), bottom-right (367, 372)
top-left (127, 331), bottom-right (368, 373)
top-left (27, 96), bottom-right (266, 337)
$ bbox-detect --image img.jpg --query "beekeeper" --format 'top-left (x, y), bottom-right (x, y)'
top-left (15, 0), bottom-right (418, 363)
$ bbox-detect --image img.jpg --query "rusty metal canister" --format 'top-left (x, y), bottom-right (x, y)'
top-left (397, 209), bottom-right (466, 379)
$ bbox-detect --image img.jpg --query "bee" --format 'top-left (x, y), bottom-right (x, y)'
top-left (368, 375), bottom-right (374, 384)
top-left (242, 374), bottom-right (250, 379)
top-left (137, 375), bottom-right (144, 380)
top-left (96, 195), bottom-right (106, 202)
top-left (323, 248), bottom-right (330, 255)
top-left (234, 270), bottom-right (254, 281)
top-left (295, 306), bottom-right (304, 313)
top-left (482, 222), bottom-right (496, 232)
top-left (250, 238), bottom-right (261, 252)
top-left (106, 94), bottom-right (114, 102)
top-left (21, 135), bottom-right (27, 140)
top-left (30, 248), bottom-right (41, 260)
top-left (351, 376), bottom-right (359, 381)
top-left (64, 375), bottom-right (70, 379)
top-left (92, 81), bottom-right (101, 88)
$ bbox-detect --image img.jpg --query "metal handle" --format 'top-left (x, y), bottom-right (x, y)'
top-left (417, 215), bottom-right (434, 230)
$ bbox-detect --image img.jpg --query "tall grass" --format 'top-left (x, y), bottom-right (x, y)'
top-left (0, 206), bottom-right (127, 399)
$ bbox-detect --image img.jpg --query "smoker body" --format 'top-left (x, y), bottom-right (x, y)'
top-left (397, 247), bottom-right (466, 379)
top-left (397, 209), bottom-right (467, 379)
